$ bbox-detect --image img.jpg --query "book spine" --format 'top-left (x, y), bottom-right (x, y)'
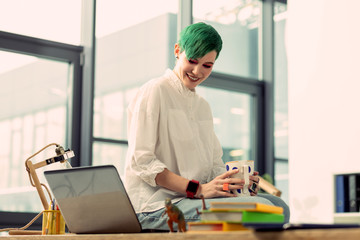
top-left (357, 175), bottom-right (360, 212)
top-left (187, 222), bottom-right (246, 231)
top-left (242, 211), bottom-right (284, 223)
top-left (222, 222), bottom-right (247, 231)
top-left (343, 175), bottom-right (350, 212)
top-left (209, 203), bottom-right (283, 214)
top-left (349, 174), bottom-right (357, 212)
top-left (335, 175), bottom-right (345, 212)
top-left (188, 223), bottom-right (223, 231)
top-left (255, 205), bottom-right (284, 214)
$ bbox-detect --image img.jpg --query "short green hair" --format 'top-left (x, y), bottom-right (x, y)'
top-left (178, 22), bottom-right (223, 60)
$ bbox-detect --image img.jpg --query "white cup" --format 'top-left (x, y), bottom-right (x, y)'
top-left (225, 160), bottom-right (254, 197)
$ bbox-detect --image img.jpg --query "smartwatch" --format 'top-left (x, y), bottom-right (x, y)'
top-left (186, 179), bottom-right (199, 198)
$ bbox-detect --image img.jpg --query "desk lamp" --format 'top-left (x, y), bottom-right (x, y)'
top-left (25, 143), bottom-right (75, 210)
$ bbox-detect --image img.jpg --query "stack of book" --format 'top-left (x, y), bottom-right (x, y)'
top-left (187, 202), bottom-right (284, 232)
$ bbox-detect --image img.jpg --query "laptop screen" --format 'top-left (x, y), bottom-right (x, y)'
top-left (44, 165), bottom-right (142, 234)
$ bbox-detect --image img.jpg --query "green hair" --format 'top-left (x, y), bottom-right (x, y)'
top-left (178, 22), bottom-right (223, 60)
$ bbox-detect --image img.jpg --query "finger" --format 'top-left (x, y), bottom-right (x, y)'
top-left (217, 190), bottom-right (237, 198)
top-left (227, 184), bottom-right (244, 196)
top-left (249, 175), bottom-right (260, 184)
top-left (225, 178), bottom-right (245, 185)
top-left (222, 169), bottom-right (239, 178)
top-left (222, 182), bottom-right (244, 193)
top-left (253, 171), bottom-right (259, 176)
top-left (222, 182), bottom-right (230, 191)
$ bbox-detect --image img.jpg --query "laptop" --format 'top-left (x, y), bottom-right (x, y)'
top-left (44, 165), bottom-right (142, 234)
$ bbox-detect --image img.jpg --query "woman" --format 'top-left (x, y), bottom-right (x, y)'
top-left (125, 22), bottom-right (289, 231)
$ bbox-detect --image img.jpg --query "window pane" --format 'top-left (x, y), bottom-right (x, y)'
top-left (0, 0), bottom-right (82, 45)
top-left (94, 0), bottom-right (178, 140)
top-left (197, 86), bottom-right (253, 165)
top-left (193, 0), bottom-right (262, 79)
top-left (92, 142), bottom-right (128, 180)
top-left (0, 51), bottom-right (71, 212)
top-left (93, 88), bottom-right (138, 140)
top-left (96, 0), bottom-right (178, 38)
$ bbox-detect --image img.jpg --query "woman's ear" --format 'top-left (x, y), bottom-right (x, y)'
top-left (174, 43), bottom-right (180, 58)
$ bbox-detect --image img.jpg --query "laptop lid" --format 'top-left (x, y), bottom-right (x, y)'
top-left (44, 165), bottom-right (142, 234)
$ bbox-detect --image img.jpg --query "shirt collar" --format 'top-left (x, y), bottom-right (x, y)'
top-left (165, 69), bottom-right (196, 97)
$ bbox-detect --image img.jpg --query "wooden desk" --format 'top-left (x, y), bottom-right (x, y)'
top-left (2, 228), bottom-right (360, 240)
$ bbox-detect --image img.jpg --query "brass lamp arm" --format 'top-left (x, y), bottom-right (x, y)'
top-left (24, 143), bottom-right (74, 210)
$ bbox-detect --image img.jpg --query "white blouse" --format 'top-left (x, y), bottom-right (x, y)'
top-left (124, 69), bottom-right (226, 213)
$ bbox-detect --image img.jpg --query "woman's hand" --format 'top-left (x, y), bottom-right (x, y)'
top-left (195, 169), bottom-right (245, 198)
top-left (249, 171), bottom-right (260, 196)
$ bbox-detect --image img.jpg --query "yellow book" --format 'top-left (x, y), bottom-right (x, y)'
top-left (187, 221), bottom-right (248, 232)
top-left (209, 202), bottom-right (283, 214)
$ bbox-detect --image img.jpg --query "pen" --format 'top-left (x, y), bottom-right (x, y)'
top-left (56, 204), bottom-right (60, 234)
top-left (47, 199), bottom-right (55, 234)
top-left (45, 206), bottom-right (51, 234)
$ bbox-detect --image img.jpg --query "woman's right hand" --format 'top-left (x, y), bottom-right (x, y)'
top-left (195, 169), bottom-right (245, 198)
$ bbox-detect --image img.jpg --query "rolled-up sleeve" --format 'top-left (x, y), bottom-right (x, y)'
top-left (127, 82), bottom-right (167, 187)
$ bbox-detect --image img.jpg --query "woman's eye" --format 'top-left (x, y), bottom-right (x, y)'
top-left (203, 64), bottom-right (212, 69)
top-left (188, 59), bottom-right (198, 64)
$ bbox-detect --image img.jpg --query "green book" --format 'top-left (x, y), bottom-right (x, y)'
top-left (201, 209), bottom-right (284, 223)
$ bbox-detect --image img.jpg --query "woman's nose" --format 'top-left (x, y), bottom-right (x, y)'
top-left (192, 65), bottom-right (200, 75)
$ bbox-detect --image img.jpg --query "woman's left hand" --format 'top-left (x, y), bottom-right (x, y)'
top-left (249, 171), bottom-right (260, 196)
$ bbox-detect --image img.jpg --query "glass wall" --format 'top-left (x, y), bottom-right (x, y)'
top-left (0, 0), bottom-right (82, 45)
top-left (0, 51), bottom-right (72, 212)
top-left (193, 0), bottom-right (262, 79)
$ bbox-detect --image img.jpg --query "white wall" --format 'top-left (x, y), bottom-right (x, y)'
top-left (287, 0), bottom-right (360, 223)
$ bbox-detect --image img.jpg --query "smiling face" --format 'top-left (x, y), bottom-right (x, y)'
top-left (173, 43), bottom-right (217, 90)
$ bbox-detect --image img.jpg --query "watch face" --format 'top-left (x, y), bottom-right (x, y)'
top-left (187, 180), bottom-right (199, 193)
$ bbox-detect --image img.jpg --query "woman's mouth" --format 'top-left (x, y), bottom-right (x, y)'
top-left (187, 74), bottom-right (199, 82)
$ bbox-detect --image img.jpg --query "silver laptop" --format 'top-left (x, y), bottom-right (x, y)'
top-left (44, 165), bottom-right (142, 234)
